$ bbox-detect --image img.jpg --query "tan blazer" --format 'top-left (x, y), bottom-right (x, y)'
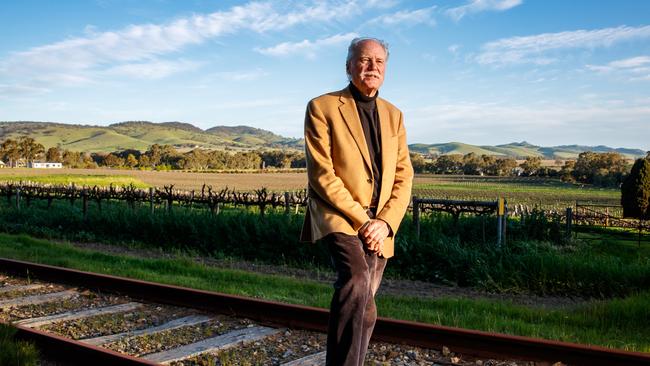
top-left (300, 86), bottom-right (414, 258)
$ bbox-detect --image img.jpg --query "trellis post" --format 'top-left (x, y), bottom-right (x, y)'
top-left (149, 187), bottom-right (154, 214)
top-left (412, 196), bottom-right (420, 240)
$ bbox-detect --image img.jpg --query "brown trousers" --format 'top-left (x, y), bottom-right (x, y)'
top-left (324, 231), bottom-right (387, 366)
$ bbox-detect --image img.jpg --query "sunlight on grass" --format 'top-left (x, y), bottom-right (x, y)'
top-left (0, 174), bottom-right (150, 188)
top-left (0, 233), bottom-right (649, 352)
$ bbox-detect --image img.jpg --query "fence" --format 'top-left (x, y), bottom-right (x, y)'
top-left (573, 201), bottom-right (650, 245)
top-left (0, 182), bottom-right (308, 217)
top-left (412, 196), bottom-right (507, 245)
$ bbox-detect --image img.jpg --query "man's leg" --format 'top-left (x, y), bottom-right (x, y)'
top-left (358, 252), bottom-right (387, 360)
top-left (325, 232), bottom-right (372, 366)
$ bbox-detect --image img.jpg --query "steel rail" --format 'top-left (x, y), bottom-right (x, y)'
top-left (2, 257), bottom-right (649, 366)
top-left (12, 324), bottom-right (159, 366)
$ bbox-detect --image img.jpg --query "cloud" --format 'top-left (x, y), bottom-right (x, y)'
top-left (476, 25), bottom-right (650, 66)
top-left (255, 33), bottom-right (359, 58)
top-left (0, 1), bottom-right (382, 92)
top-left (446, 0), bottom-right (522, 22)
top-left (407, 101), bottom-right (650, 148)
top-left (0, 84), bottom-right (50, 99)
top-left (105, 59), bottom-right (202, 80)
top-left (211, 68), bottom-right (269, 81)
top-left (586, 55), bottom-right (650, 81)
top-left (366, 6), bottom-right (436, 27)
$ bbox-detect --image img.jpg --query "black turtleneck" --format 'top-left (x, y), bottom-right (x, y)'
top-left (349, 83), bottom-right (382, 207)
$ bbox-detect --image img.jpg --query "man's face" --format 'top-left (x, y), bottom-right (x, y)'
top-left (347, 40), bottom-right (386, 97)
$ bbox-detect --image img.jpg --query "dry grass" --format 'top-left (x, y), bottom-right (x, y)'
top-left (0, 168), bottom-right (307, 191)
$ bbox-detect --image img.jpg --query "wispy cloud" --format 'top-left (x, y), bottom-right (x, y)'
top-left (212, 68), bottom-right (269, 81)
top-left (105, 59), bottom-right (202, 80)
top-left (255, 33), bottom-right (359, 58)
top-left (446, 0), bottom-right (522, 22)
top-left (0, 1), bottom-right (380, 92)
top-left (476, 25), bottom-right (650, 66)
top-left (587, 55), bottom-right (650, 81)
top-left (407, 100), bottom-right (650, 148)
top-left (366, 6), bottom-right (436, 27)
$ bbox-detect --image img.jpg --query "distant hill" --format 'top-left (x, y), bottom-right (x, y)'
top-left (0, 121), bottom-right (304, 153)
top-left (409, 141), bottom-right (646, 159)
top-left (0, 121), bottom-right (645, 158)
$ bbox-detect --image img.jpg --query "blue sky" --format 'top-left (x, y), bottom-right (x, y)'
top-left (1, 0), bottom-right (649, 150)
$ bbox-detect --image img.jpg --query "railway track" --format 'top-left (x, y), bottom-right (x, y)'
top-left (1, 258), bottom-right (649, 366)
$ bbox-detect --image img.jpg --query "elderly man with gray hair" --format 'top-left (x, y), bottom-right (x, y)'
top-left (301, 37), bottom-right (414, 365)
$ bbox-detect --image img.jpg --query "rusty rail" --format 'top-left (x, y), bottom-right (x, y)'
top-left (2, 257), bottom-right (650, 366)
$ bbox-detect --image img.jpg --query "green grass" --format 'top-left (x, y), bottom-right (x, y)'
top-left (412, 176), bottom-right (620, 209)
top-left (1, 199), bottom-right (648, 298)
top-left (0, 174), bottom-right (150, 188)
top-left (0, 323), bottom-right (39, 366)
top-left (0, 233), bottom-right (649, 352)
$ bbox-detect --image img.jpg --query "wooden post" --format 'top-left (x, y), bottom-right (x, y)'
top-left (412, 196), bottom-right (420, 240)
top-left (565, 207), bottom-right (572, 239)
top-left (605, 207), bottom-right (609, 227)
top-left (496, 198), bottom-right (505, 247)
top-left (149, 187), bottom-right (154, 215)
top-left (502, 200), bottom-right (507, 246)
top-left (82, 189), bottom-right (88, 220)
top-left (284, 191), bottom-right (290, 215)
top-left (15, 187), bottom-right (20, 210)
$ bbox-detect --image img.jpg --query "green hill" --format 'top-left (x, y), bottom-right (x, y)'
top-left (0, 121), bottom-right (303, 153)
top-left (0, 121), bottom-right (644, 158)
top-left (409, 141), bottom-right (645, 159)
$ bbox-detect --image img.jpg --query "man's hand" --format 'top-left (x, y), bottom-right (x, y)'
top-left (359, 219), bottom-right (390, 253)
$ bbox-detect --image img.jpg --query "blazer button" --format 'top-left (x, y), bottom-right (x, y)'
top-left (367, 178), bottom-right (372, 183)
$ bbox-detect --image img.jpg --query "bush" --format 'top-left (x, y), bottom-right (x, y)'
top-left (621, 158), bottom-right (650, 220)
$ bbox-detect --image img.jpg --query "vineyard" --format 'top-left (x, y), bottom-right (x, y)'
top-left (0, 170), bottom-right (622, 212)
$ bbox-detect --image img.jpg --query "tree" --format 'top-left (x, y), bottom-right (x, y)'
top-left (18, 137), bottom-right (45, 165)
top-left (462, 153), bottom-right (483, 175)
top-left (0, 139), bottom-right (20, 167)
top-left (572, 151), bottom-right (628, 187)
top-left (125, 154), bottom-right (138, 168)
top-left (621, 158), bottom-right (650, 220)
top-left (434, 154), bottom-right (463, 174)
top-left (46, 146), bottom-right (62, 162)
top-left (519, 156), bottom-right (542, 176)
top-left (494, 157), bottom-right (517, 176)
top-left (103, 153), bottom-right (124, 168)
top-left (410, 153), bottom-right (428, 173)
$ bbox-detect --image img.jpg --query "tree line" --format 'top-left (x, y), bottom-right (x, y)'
top-left (0, 138), bottom-right (306, 170)
top-left (2, 137), bottom-right (646, 188)
top-left (411, 151), bottom-right (647, 188)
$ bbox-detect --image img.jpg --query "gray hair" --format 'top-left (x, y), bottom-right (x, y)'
top-left (346, 37), bottom-right (390, 80)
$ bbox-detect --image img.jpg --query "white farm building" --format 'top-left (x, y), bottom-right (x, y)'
top-left (29, 162), bottom-right (63, 169)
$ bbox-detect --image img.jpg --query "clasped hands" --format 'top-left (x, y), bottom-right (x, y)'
top-left (359, 219), bottom-right (390, 255)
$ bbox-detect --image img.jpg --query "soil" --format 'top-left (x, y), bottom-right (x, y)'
top-left (65, 241), bottom-right (591, 309)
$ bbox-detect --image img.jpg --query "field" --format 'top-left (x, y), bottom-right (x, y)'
top-left (0, 169), bottom-right (621, 210)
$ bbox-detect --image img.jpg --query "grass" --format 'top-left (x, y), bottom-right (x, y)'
top-left (1, 198), bottom-right (648, 298)
top-left (0, 323), bottom-right (39, 366)
top-left (0, 233), bottom-right (649, 353)
top-left (412, 175), bottom-right (620, 209)
top-left (0, 174), bottom-right (150, 188)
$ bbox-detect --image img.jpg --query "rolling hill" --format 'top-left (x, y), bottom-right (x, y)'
top-left (0, 121), bottom-right (645, 158)
top-left (0, 121), bottom-right (304, 153)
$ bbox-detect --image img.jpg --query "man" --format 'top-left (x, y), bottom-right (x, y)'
top-left (301, 37), bottom-right (414, 366)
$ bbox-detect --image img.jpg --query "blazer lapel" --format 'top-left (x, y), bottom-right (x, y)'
top-left (339, 88), bottom-right (372, 172)
top-left (377, 98), bottom-right (394, 206)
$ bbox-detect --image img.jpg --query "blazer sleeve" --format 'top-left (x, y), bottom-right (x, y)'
top-left (376, 111), bottom-right (414, 235)
top-left (304, 100), bottom-right (370, 230)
